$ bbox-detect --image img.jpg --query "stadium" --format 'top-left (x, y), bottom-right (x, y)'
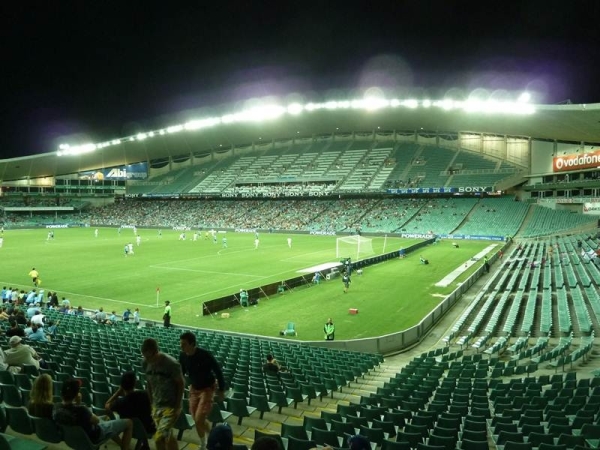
top-left (2, 90), bottom-right (600, 449)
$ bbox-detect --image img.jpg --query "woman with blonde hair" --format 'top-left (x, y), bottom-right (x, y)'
top-left (28, 373), bottom-right (54, 418)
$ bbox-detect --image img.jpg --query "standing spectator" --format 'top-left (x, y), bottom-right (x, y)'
top-left (324, 318), bottom-right (335, 341)
top-left (105, 371), bottom-right (156, 442)
top-left (179, 331), bottom-right (226, 449)
top-left (54, 378), bottom-right (133, 450)
top-left (141, 338), bottom-right (184, 450)
top-left (163, 301), bottom-right (172, 328)
top-left (133, 308), bottom-right (141, 326)
top-left (28, 374), bottom-right (54, 418)
top-left (483, 256), bottom-right (490, 274)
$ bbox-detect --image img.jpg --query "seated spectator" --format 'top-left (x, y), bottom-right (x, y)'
top-left (15, 310), bottom-right (26, 325)
top-left (46, 320), bottom-right (59, 340)
top-left (4, 335), bottom-right (41, 369)
top-left (26, 304), bottom-right (38, 319)
top-left (28, 374), bottom-right (55, 418)
top-left (107, 311), bottom-right (118, 325)
top-left (28, 325), bottom-right (48, 342)
top-left (54, 378), bottom-right (133, 450)
top-left (252, 436), bottom-right (282, 450)
top-left (207, 423), bottom-right (233, 450)
top-left (104, 371), bottom-right (155, 439)
top-left (6, 320), bottom-right (25, 338)
top-left (75, 306), bottom-right (84, 316)
top-left (94, 308), bottom-right (107, 324)
top-left (31, 310), bottom-right (45, 327)
top-left (263, 354), bottom-right (284, 375)
top-left (122, 308), bottom-right (131, 322)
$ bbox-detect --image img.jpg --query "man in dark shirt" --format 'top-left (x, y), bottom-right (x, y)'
top-left (105, 371), bottom-right (156, 441)
top-left (6, 320), bottom-right (25, 338)
top-left (53, 378), bottom-right (133, 450)
top-left (179, 331), bottom-right (226, 450)
top-left (263, 354), bottom-right (282, 375)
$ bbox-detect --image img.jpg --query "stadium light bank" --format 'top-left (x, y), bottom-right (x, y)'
top-left (56, 94), bottom-right (535, 157)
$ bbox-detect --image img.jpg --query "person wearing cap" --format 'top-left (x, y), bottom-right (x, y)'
top-left (207, 423), bottom-right (233, 450)
top-left (54, 378), bottom-right (133, 450)
top-left (179, 331), bottom-right (226, 450)
top-left (163, 301), bottom-right (172, 328)
top-left (4, 335), bottom-right (41, 369)
top-left (142, 338), bottom-right (184, 450)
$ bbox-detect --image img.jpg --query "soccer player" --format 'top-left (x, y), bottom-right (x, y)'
top-left (179, 233), bottom-right (186, 241)
top-left (94, 228), bottom-right (99, 238)
top-left (136, 234), bottom-right (141, 246)
top-left (222, 237), bottom-right (227, 248)
top-left (254, 238), bottom-right (259, 249)
top-left (193, 232), bottom-right (198, 242)
top-left (133, 226), bottom-right (137, 235)
top-left (124, 244), bottom-right (129, 257)
top-left (128, 243), bottom-right (134, 255)
top-left (157, 229), bottom-right (162, 238)
top-left (0, 236), bottom-right (3, 248)
top-left (287, 237), bottom-right (292, 248)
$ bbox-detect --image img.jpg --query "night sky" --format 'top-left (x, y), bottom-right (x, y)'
top-left (2, 0), bottom-right (599, 158)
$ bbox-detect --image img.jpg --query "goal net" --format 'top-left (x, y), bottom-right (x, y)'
top-left (336, 235), bottom-right (375, 260)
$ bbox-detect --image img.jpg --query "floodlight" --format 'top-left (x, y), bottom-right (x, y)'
top-left (167, 125), bottom-right (184, 133)
top-left (422, 100), bottom-right (432, 108)
top-left (111, 140), bottom-right (120, 145)
top-left (136, 133), bottom-right (147, 141)
top-left (402, 99), bottom-right (418, 109)
top-left (287, 103), bottom-right (303, 115)
top-left (518, 92), bottom-right (531, 103)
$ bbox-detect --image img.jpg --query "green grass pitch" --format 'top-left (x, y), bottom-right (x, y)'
top-left (0, 228), bottom-right (496, 341)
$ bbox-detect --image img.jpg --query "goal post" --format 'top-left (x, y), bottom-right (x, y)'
top-left (336, 235), bottom-right (375, 260)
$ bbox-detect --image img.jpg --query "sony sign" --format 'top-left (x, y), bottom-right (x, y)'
top-left (457, 186), bottom-right (492, 193)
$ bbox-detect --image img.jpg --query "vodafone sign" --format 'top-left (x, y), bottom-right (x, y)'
top-left (553, 149), bottom-right (600, 172)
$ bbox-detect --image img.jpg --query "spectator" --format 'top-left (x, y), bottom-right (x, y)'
top-left (207, 423), bottom-right (233, 450)
top-left (141, 338), bottom-right (184, 450)
top-left (263, 354), bottom-right (282, 375)
top-left (105, 371), bottom-right (155, 441)
top-left (252, 436), bottom-right (281, 450)
top-left (28, 374), bottom-right (54, 418)
top-left (28, 324), bottom-right (48, 342)
top-left (4, 335), bottom-right (41, 369)
top-left (5, 320), bottom-right (25, 338)
top-left (179, 331), bottom-right (226, 449)
top-left (54, 378), bottom-right (133, 450)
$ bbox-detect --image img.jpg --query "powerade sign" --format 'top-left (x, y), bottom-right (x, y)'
top-left (387, 186), bottom-right (492, 194)
top-left (440, 234), bottom-right (505, 241)
top-left (79, 162), bottom-right (148, 180)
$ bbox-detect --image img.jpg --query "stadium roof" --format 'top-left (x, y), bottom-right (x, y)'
top-left (1, 102), bottom-right (600, 182)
